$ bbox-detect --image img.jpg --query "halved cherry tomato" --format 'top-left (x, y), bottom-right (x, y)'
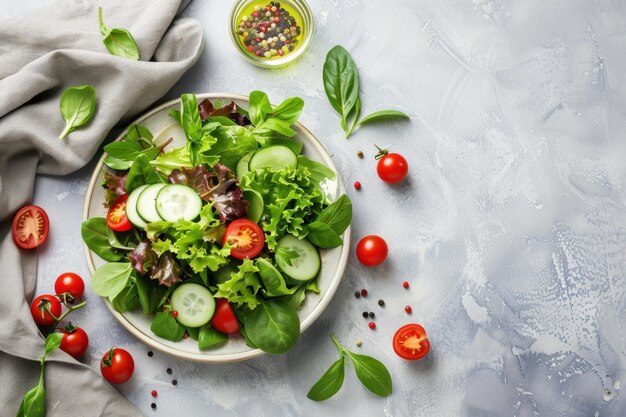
top-left (211, 299), bottom-right (240, 334)
top-left (392, 323), bottom-right (430, 360)
top-left (222, 219), bottom-right (265, 260)
top-left (30, 294), bottom-right (62, 327)
top-left (101, 347), bottom-right (134, 384)
top-left (12, 205), bottom-right (49, 249)
top-left (356, 235), bottom-right (388, 267)
top-left (377, 152), bottom-right (408, 184)
top-left (60, 325), bottom-right (89, 358)
top-left (106, 194), bottom-right (133, 232)
top-left (55, 272), bottom-right (85, 301)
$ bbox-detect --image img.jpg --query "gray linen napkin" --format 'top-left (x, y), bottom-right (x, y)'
top-left (0, 0), bottom-right (203, 415)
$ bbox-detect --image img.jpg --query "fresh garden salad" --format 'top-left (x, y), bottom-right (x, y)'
top-left (81, 91), bottom-right (352, 354)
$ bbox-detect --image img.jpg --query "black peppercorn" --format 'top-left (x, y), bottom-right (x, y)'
top-left (362, 311), bottom-right (369, 318)
top-left (369, 312), bottom-right (375, 318)
top-left (378, 299), bottom-right (385, 306)
top-left (354, 291), bottom-right (361, 299)
top-left (151, 403), bottom-right (156, 409)
top-left (166, 368), bottom-right (172, 375)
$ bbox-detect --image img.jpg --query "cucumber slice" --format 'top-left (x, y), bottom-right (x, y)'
top-left (276, 235), bottom-right (321, 282)
top-left (248, 145), bottom-right (298, 172)
top-left (243, 189), bottom-right (264, 223)
top-left (136, 183), bottom-right (166, 223)
top-left (236, 151), bottom-right (254, 178)
top-left (155, 184), bottom-right (203, 222)
top-left (125, 184), bottom-right (149, 229)
top-left (170, 283), bottom-right (216, 328)
top-left (264, 137), bottom-right (303, 155)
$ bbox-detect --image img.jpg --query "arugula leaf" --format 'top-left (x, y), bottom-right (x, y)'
top-left (58, 85), bottom-right (96, 139)
top-left (242, 299), bottom-right (300, 354)
top-left (98, 7), bottom-right (140, 60)
top-left (91, 262), bottom-right (132, 298)
top-left (81, 218), bottom-right (125, 261)
top-left (125, 154), bottom-right (164, 193)
top-left (307, 356), bottom-right (345, 401)
top-left (198, 324), bottom-right (228, 350)
top-left (151, 310), bottom-right (185, 342)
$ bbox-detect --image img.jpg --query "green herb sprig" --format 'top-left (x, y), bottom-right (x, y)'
top-left (98, 7), bottom-right (140, 60)
top-left (307, 335), bottom-right (393, 401)
top-left (58, 85), bottom-right (96, 139)
top-left (323, 46), bottom-right (409, 138)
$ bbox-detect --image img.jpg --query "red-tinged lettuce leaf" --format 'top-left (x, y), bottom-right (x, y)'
top-left (151, 251), bottom-right (183, 287)
top-left (198, 99), bottom-right (215, 121)
top-left (198, 99), bottom-right (250, 126)
top-left (207, 163), bottom-right (248, 223)
top-left (129, 239), bottom-right (158, 275)
top-left (102, 170), bottom-right (127, 207)
top-left (168, 166), bottom-right (213, 197)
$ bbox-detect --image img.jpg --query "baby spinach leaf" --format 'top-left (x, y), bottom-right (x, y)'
top-left (285, 285), bottom-right (307, 310)
top-left (344, 350), bottom-right (393, 397)
top-left (58, 85), bottom-right (96, 139)
top-left (314, 194), bottom-right (352, 236)
top-left (257, 258), bottom-right (296, 297)
top-left (111, 278), bottom-right (140, 313)
top-left (186, 326), bottom-right (200, 340)
top-left (306, 222), bottom-right (343, 249)
top-left (242, 299), bottom-right (300, 354)
top-left (150, 311), bottom-right (185, 342)
top-left (198, 324), bottom-right (228, 350)
top-left (91, 262), bottom-right (132, 298)
top-left (125, 154), bottom-right (164, 193)
top-left (354, 110), bottom-right (409, 128)
top-left (106, 228), bottom-right (137, 251)
top-left (136, 273), bottom-right (158, 314)
top-left (98, 7), bottom-right (140, 60)
top-left (248, 90), bottom-right (272, 126)
top-left (81, 217), bottom-right (125, 261)
top-left (307, 356), bottom-right (345, 401)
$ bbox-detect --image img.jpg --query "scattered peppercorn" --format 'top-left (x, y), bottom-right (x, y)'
top-left (369, 312), bottom-right (375, 318)
top-left (403, 281), bottom-right (409, 289)
top-left (172, 379), bottom-right (178, 386)
top-left (172, 310), bottom-right (179, 318)
top-left (151, 403), bottom-right (156, 409)
top-left (368, 322), bottom-right (376, 330)
top-left (151, 390), bottom-right (158, 397)
top-left (166, 368), bottom-right (172, 375)
top-left (357, 151), bottom-right (364, 159)
top-left (354, 291), bottom-right (361, 299)
top-left (354, 181), bottom-right (361, 190)
top-left (405, 306), bottom-right (412, 314)
top-left (360, 288), bottom-right (368, 297)
top-left (362, 311), bottom-right (369, 318)
top-left (147, 351), bottom-right (153, 357)
top-left (378, 299), bottom-right (385, 306)
top-left (355, 339), bottom-right (362, 347)
top-left (237, 2), bottom-right (302, 60)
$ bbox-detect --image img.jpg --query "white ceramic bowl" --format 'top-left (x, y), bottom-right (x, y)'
top-left (83, 93), bottom-right (350, 362)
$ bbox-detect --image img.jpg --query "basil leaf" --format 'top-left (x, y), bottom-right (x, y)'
top-left (323, 45), bottom-right (360, 132)
top-left (44, 333), bottom-right (63, 355)
top-left (103, 141), bottom-right (162, 162)
top-left (103, 155), bottom-right (132, 170)
top-left (315, 194), bottom-right (352, 235)
top-left (16, 382), bottom-right (46, 417)
top-left (306, 222), bottom-right (343, 249)
top-left (111, 279), bottom-right (140, 313)
top-left (242, 299), bottom-right (300, 354)
top-left (135, 273), bottom-right (156, 314)
top-left (270, 97), bottom-right (304, 125)
top-left (355, 110), bottom-right (409, 127)
top-left (81, 217), bottom-right (125, 261)
top-left (198, 324), bottom-right (228, 350)
top-left (344, 350), bottom-right (392, 397)
top-left (58, 85), bottom-right (96, 139)
top-left (307, 356), bottom-right (345, 401)
top-left (256, 118), bottom-right (295, 137)
top-left (91, 262), bottom-right (132, 298)
top-left (150, 311), bottom-right (185, 342)
top-left (249, 90), bottom-right (272, 126)
top-left (98, 7), bottom-right (140, 60)
top-left (125, 154), bottom-right (164, 193)
top-left (210, 126), bottom-right (258, 169)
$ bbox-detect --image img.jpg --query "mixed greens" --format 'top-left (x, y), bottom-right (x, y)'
top-left (82, 91), bottom-right (352, 354)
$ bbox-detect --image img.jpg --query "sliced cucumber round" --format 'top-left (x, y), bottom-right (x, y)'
top-left (125, 184), bottom-right (149, 229)
top-left (170, 283), bottom-right (216, 328)
top-left (243, 189), bottom-right (264, 223)
top-left (236, 151), bottom-right (254, 178)
top-left (155, 184), bottom-right (202, 222)
top-left (137, 183), bottom-right (166, 223)
top-left (276, 235), bottom-right (321, 282)
top-left (249, 145), bottom-right (298, 172)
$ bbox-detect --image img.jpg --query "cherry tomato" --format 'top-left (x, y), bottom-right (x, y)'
top-left (392, 323), bottom-right (430, 360)
top-left (377, 153), bottom-right (408, 184)
top-left (100, 348), bottom-right (134, 384)
top-left (106, 194), bottom-right (133, 232)
top-left (222, 219), bottom-right (265, 260)
top-left (30, 294), bottom-right (62, 327)
top-left (12, 205), bottom-right (50, 249)
top-left (55, 272), bottom-right (85, 301)
top-left (356, 235), bottom-right (388, 266)
top-left (211, 299), bottom-right (240, 334)
top-left (60, 326), bottom-right (89, 358)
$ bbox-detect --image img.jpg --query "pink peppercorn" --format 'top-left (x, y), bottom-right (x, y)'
top-left (151, 390), bottom-right (158, 397)
top-left (354, 181), bottom-right (361, 190)
top-left (405, 306), bottom-right (412, 314)
top-left (360, 288), bottom-right (368, 297)
top-left (368, 322), bottom-right (376, 330)
top-left (403, 281), bottom-right (409, 289)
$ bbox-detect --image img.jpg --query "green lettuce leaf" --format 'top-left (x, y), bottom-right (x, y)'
top-left (214, 259), bottom-right (262, 310)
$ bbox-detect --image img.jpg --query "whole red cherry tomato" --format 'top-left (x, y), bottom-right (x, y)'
top-left (375, 148), bottom-right (408, 184)
top-left (55, 272), bottom-right (85, 301)
top-left (59, 325), bottom-right (89, 358)
top-left (101, 347), bottom-right (134, 384)
top-left (30, 294), bottom-right (62, 327)
top-left (356, 235), bottom-right (388, 267)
